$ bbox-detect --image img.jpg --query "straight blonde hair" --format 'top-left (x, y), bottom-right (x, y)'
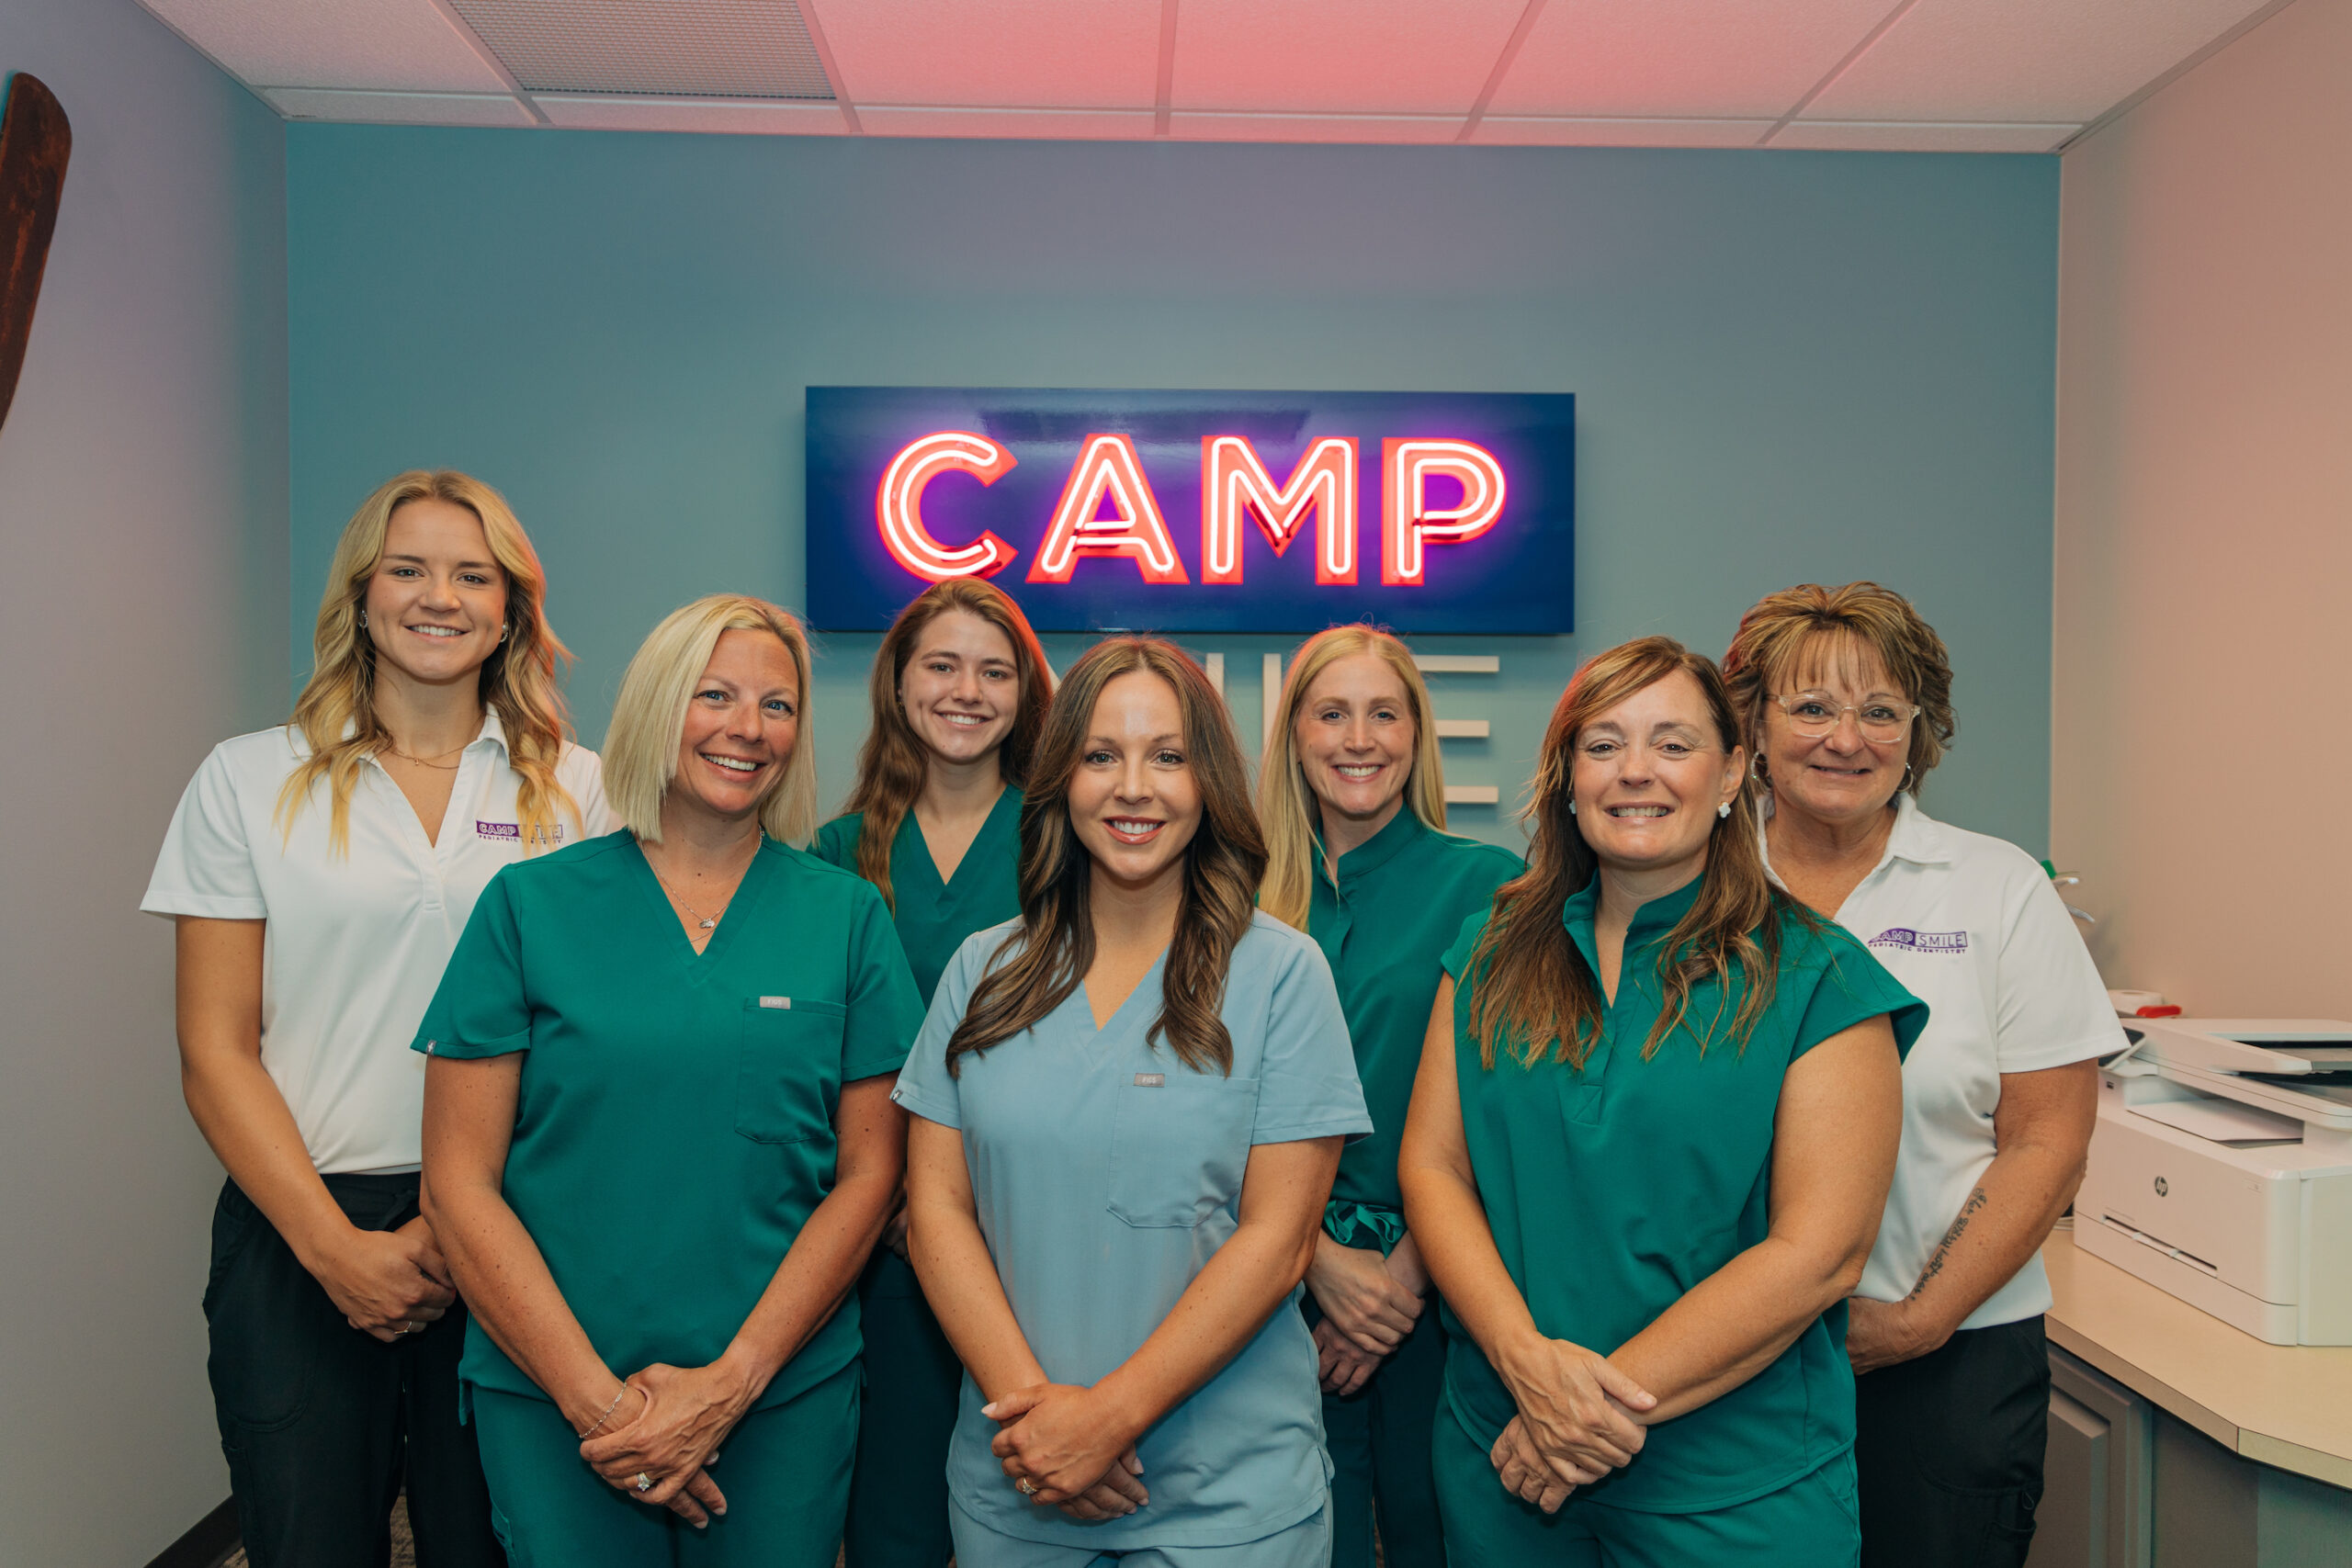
top-left (843, 579), bottom-right (1054, 914)
top-left (603, 595), bottom-right (818, 846)
top-left (1257, 625), bottom-right (1449, 931)
top-left (277, 469), bottom-right (579, 855)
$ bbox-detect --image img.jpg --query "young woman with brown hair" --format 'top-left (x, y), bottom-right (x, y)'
top-left (813, 578), bottom-right (1053, 1568)
top-left (894, 637), bottom-right (1371, 1567)
top-left (1399, 636), bottom-right (1924, 1567)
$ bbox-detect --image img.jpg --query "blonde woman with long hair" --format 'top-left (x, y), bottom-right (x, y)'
top-left (418, 595), bottom-right (924, 1567)
top-left (1398, 637), bottom-right (1924, 1567)
top-left (1258, 625), bottom-right (1521, 1568)
top-left (896, 637), bottom-right (1370, 1567)
top-left (142, 470), bottom-right (606, 1567)
top-left (814, 579), bottom-right (1052, 1568)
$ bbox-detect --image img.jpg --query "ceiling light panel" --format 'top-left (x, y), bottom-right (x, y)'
top-left (1807, 0), bottom-right (2278, 123)
top-left (815, 1), bottom-right (1162, 111)
top-left (447, 0), bottom-right (834, 98)
top-left (1487, 0), bottom-right (1894, 118)
top-left (1171, 0), bottom-right (1529, 116)
top-left (135, 0), bottom-right (513, 92)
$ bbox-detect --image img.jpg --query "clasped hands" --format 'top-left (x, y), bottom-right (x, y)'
top-left (983, 1383), bottom-right (1150, 1523)
top-left (578, 1360), bottom-right (756, 1529)
top-left (1490, 1337), bottom-right (1657, 1515)
top-left (1306, 1235), bottom-right (1429, 1397)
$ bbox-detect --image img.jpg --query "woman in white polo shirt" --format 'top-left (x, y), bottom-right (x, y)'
top-left (143, 470), bottom-right (607, 1568)
top-left (1722, 582), bottom-right (2121, 1568)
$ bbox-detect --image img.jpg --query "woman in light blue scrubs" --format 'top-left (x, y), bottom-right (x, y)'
top-left (895, 637), bottom-right (1373, 1568)
top-left (817, 579), bottom-right (1054, 1568)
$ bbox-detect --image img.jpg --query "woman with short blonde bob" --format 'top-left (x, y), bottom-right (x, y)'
top-left (418, 594), bottom-right (924, 1566)
top-left (896, 637), bottom-right (1371, 1567)
top-left (820, 580), bottom-right (1052, 1568)
top-left (144, 469), bottom-right (605, 1567)
top-left (1260, 625), bottom-right (1522, 1568)
top-left (1724, 584), bottom-right (2116, 1568)
top-left (1400, 636), bottom-right (1925, 1567)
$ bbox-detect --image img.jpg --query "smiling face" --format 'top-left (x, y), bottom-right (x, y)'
top-left (899, 609), bottom-right (1021, 767)
top-left (670, 628), bottom-right (800, 827)
top-left (362, 498), bottom-right (509, 689)
top-left (1571, 670), bottom-right (1745, 879)
top-left (1293, 651), bottom-right (1417, 829)
top-left (1069, 669), bottom-right (1203, 896)
top-left (1759, 633), bottom-right (1911, 830)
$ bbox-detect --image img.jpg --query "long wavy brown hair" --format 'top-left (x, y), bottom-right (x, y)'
top-left (277, 470), bottom-right (578, 854)
top-left (842, 579), bottom-right (1053, 913)
top-left (945, 638), bottom-right (1266, 1077)
top-left (1464, 636), bottom-right (1805, 1069)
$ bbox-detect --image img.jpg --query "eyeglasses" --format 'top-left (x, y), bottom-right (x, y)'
top-left (1769, 692), bottom-right (1920, 743)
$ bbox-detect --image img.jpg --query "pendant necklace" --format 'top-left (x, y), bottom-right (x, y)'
top-left (649, 852), bottom-right (748, 932)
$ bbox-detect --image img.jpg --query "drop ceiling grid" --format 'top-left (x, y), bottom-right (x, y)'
top-left (1801, 0), bottom-right (2281, 122)
top-left (1170, 0), bottom-right (1532, 116)
top-left (1486, 0), bottom-right (1899, 119)
top-left (447, 0), bottom-right (834, 99)
top-left (811, 0), bottom-right (1162, 111)
top-left (138, 0), bottom-right (514, 93)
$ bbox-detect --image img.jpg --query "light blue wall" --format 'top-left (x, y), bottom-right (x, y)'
top-left (0, 4), bottom-right (287, 1563)
top-left (288, 130), bottom-right (2057, 852)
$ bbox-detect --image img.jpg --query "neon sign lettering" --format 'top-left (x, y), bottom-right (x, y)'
top-left (876, 432), bottom-right (1508, 589)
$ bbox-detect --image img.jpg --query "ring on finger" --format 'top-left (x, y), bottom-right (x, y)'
top-left (633, 1472), bottom-right (654, 1493)
top-left (1015, 1477), bottom-right (1038, 1496)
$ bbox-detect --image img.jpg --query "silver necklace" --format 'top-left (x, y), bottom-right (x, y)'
top-left (648, 848), bottom-right (754, 932)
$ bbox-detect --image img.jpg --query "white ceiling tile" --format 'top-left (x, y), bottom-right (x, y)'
top-left (859, 107), bottom-right (1158, 140)
top-left (1171, 0), bottom-right (1529, 115)
top-left (137, 0), bottom-right (512, 92)
top-left (261, 86), bottom-right (534, 125)
top-left (1771, 119), bottom-right (2078, 152)
top-left (1167, 112), bottom-right (1464, 144)
top-left (813, 0), bottom-right (1161, 110)
top-left (1807, 0), bottom-right (2278, 123)
top-left (534, 95), bottom-right (851, 133)
top-left (448, 1), bottom-right (831, 98)
top-left (1487, 0), bottom-right (1894, 118)
top-left (1473, 116), bottom-right (1776, 147)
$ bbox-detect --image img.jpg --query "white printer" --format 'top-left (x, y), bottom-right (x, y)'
top-left (2075, 1018), bottom-right (2352, 1345)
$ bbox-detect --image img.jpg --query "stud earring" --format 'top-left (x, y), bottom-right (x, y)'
top-left (1717, 801), bottom-right (1732, 819)
top-left (1567, 798), bottom-right (1577, 816)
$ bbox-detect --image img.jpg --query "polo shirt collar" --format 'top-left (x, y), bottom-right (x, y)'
top-left (1560, 867), bottom-right (1705, 977)
top-left (1756, 790), bottom-right (1953, 883)
top-left (471, 706), bottom-right (512, 761)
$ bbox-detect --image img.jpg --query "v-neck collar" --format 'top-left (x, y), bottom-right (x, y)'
top-left (628, 833), bottom-right (776, 983)
top-left (899, 785), bottom-right (1022, 897)
top-left (1561, 872), bottom-right (1704, 990)
top-left (1079, 945), bottom-right (1170, 1039)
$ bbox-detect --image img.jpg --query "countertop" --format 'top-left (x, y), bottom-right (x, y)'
top-left (2043, 1226), bottom-right (2352, 1486)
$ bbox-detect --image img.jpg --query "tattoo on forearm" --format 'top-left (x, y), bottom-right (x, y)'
top-left (1906, 1186), bottom-right (1989, 1301)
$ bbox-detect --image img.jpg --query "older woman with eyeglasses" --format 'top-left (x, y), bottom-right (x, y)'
top-left (1722, 583), bottom-right (2123, 1568)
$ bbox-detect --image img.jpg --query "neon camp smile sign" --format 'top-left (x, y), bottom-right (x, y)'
top-left (806, 389), bottom-right (1574, 634)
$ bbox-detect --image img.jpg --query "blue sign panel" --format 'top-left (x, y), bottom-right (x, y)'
top-left (805, 388), bottom-right (1573, 634)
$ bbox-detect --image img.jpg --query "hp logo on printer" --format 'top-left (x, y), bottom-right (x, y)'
top-left (2154, 1176), bottom-right (2168, 1197)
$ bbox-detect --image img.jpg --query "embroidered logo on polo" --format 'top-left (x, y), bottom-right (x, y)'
top-left (475, 820), bottom-right (564, 845)
top-left (1869, 927), bottom-right (1969, 953)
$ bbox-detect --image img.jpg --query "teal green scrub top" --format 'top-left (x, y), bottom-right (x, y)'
top-left (1305, 808), bottom-right (1521, 1252)
top-left (814, 787), bottom-right (1023, 1006)
top-left (892, 912), bottom-right (1374, 1550)
top-left (413, 831), bottom-right (925, 1415)
top-left (1439, 875), bottom-right (1927, 1514)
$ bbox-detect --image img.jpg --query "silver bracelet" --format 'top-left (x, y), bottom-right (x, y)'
top-left (578, 1382), bottom-right (631, 1439)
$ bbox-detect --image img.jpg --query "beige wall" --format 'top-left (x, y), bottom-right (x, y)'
top-left (2053, 0), bottom-right (2352, 1017)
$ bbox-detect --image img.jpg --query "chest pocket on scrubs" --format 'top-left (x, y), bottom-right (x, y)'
top-left (736, 998), bottom-right (843, 1145)
top-left (1107, 1072), bottom-right (1260, 1228)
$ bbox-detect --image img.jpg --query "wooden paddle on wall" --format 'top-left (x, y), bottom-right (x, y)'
top-left (0, 72), bottom-right (71, 435)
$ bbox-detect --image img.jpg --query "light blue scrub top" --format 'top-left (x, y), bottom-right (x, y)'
top-left (892, 911), bottom-right (1373, 1550)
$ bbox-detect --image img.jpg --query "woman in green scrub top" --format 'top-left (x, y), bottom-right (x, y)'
top-left (896, 637), bottom-right (1374, 1568)
top-left (1258, 626), bottom-right (1522, 1568)
top-left (417, 595), bottom-right (926, 1567)
top-left (1399, 637), bottom-right (1926, 1568)
top-left (815, 579), bottom-right (1054, 1568)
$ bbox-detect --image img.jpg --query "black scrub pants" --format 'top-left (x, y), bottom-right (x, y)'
top-left (204, 1175), bottom-right (504, 1568)
top-left (1854, 1314), bottom-right (2049, 1568)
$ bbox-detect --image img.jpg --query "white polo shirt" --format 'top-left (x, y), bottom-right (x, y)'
top-left (142, 712), bottom-right (610, 1175)
top-left (1761, 794), bottom-right (2123, 1329)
